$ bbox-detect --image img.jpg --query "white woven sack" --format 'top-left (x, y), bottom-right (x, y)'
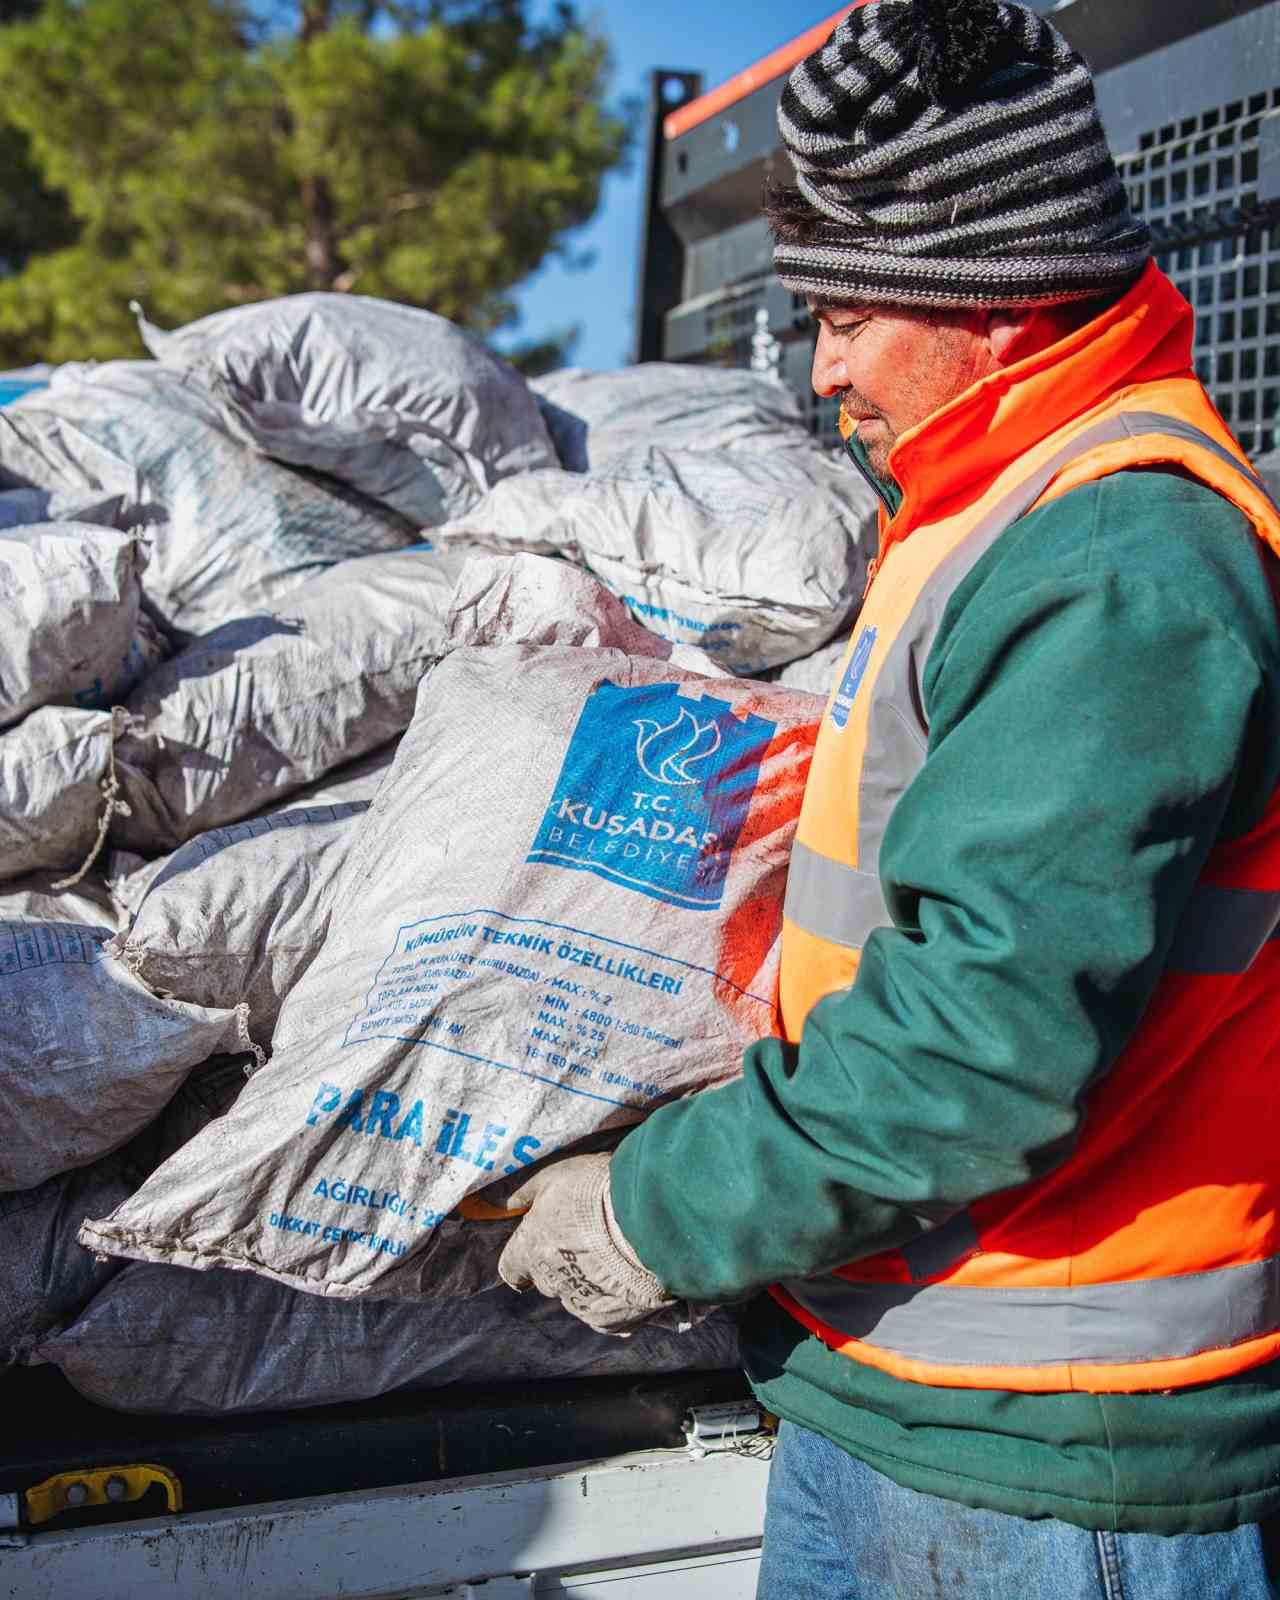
top-left (531, 363), bottom-right (811, 472)
top-left (104, 749), bottom-right (392, 920)
top-left (83, 631), bottom-right (820, 1297)
top-left (0, 921), bottom-right (240, 1193)
top-left (775, 632), bottom-right (854, 697)
top-left (0, 706), bottom-right (139, 885)
top-left (40, 1263), bottom-right (739, 1416)
top-left (442, 550), bottom-right (730, 672)
top-left (0, 362), bottom-right (415, 636)
top-left (137, 295), bottom-right (557, 526)
top-left (0, 524), bottom-right (157, 728)
top-left (114, 750), bottom-right (394, 1045)
top-left (433, 444), bottom-right (873, 672)
top-left (0, 869), bottom-right (119, 932)
top-left (115, 544), bottom-right (472, 852)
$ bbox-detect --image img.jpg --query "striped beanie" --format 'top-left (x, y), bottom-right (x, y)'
top-left (773, 0), bottom-right (1151, 308)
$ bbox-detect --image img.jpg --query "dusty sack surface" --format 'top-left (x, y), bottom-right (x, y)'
top-left (0, 868), bottom-right (120, 932)
top-left (433, 445), bottom-right (872, 672)
top-left (441, 549), bottom-right (730, 673)
top-left (0, 706), bottom-right (125, 884)
top-left (531, 363), bottom-right (813, 472)
top-left (115, 544), bottom-right (471, 851)
top-left (138, 294), bottom-right (557, 526)
top-left (3, 1056), bottom-right (254, 1368)
top-left (83, 642), bottom-right (820, 1297)
top-left (115, 750), bottom-right (394, 1045)
top-left (0, 922), bottom-right (240, 1192)
top-left (1, 1153), bottom-right (140, 1366)
top-left (0, 524), bottom-right (157, 727)
top-left (39, 1261), bottom-right (739, 1415)
top-left (0, 362), bottom-right (417, 635)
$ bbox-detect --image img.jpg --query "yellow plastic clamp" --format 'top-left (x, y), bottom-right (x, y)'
top-left (24, 1464), bottom-right (183, 1526)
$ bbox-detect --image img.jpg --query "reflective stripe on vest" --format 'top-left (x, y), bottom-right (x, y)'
top-left (789, 847), bottom-right (1280, 973)
top-left (781, 1250), bottom-right (1280, 1369)
top-left (1167, 882), bottom-right (1280, 973)
top-left (785, 839), bottom-right (888, 948)
top-left (782, 415), bottom-right (1278, 955)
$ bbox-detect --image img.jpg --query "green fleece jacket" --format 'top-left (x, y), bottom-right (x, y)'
top-left (610, 457), bottom-right (1280, 1535)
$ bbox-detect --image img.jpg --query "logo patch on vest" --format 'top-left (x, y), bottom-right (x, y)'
top-left (528, 680), bottom-right (775, 911)
top-left (829, 626), bottom-right (878, 730)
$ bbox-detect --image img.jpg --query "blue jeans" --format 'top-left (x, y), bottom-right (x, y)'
top-left (757, 1421), bottom-right (1279, 1599)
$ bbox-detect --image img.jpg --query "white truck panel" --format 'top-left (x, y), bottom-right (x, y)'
top-left (0, 1448), bottom-right (769, 1600)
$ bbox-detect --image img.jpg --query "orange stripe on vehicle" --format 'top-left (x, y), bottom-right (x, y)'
top-left (662, 5), bottom-right (866, 141)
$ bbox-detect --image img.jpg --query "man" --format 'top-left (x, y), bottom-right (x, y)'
top-left (499, 1), bottom-right (1280, 1592)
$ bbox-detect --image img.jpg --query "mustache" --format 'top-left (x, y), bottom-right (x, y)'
top-left (839, 390), bottom-right (884, 429)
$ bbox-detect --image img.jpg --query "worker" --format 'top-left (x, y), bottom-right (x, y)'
top-left (499, 1), bottom-right (1280, 1592)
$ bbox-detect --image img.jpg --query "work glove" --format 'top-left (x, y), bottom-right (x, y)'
top-left (497, 1153), bottom-right (677, 1336)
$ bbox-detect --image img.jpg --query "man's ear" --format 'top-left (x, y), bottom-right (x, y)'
top-left (984, 304), bottom-right (1089, 369)
top-left (985, 308), bottom-right (1039, 367)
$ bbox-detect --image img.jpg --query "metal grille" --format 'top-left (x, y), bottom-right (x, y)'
top-left (782, 92), bottom-right (1280, 460)
top-left (1116, 88), bottom-right (1280, 457)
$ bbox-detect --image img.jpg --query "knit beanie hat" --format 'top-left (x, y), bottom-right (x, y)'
top-left (774, 0), bottom-right (1151, 308)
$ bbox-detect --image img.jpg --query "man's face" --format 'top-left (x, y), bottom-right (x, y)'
top-left (808, 300), bottom-right (994, 481)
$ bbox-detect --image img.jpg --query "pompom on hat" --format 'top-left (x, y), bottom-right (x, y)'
top-left (773, 0), bottom-right (1151, 308)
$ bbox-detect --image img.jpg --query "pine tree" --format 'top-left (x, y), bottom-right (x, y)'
top-left (0, 0), bottom-right (76, 289)
top-left (0, 0), bottom-right (627, 363)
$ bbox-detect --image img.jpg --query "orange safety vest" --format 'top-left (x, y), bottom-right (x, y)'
top-left (774, 262), bottom-right (1280, 1393)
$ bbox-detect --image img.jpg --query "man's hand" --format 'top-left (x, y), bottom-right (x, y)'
top-left (497, 1153), bottom-right (676, 1336)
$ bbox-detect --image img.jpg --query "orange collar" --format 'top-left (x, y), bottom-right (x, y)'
top-left (883, 262), bottom-right (1194, 537)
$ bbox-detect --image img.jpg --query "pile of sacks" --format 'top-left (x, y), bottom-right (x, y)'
top-left (0, 294), bottom-right (873, 1416)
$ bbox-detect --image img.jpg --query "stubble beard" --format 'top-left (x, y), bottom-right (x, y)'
top-left (841, 394), bottom-right (895, 481)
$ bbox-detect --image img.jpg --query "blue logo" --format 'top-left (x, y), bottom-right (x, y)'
top-left (527, 681), bottom-right (776, 911)
top-left (829, 626), bottom-right (878, 730)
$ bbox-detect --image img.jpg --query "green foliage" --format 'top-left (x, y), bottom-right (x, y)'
top-left (504, 322), bottom-right (580, 378)
top-left (0, 0), bottom-right (626, 364)
top-left (0, 121), bottom-right (76, 278)
top-left (0, 1), bottom-right (77, 282)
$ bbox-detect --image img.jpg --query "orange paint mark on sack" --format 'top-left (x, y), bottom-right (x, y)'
top-left (712, 709), bottom-right (820, 1016)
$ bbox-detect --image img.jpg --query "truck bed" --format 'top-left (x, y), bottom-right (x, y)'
top-left (0, 1362), bottom-right (751, 1515)
top-left (0, 1363), bottom-right (769, 1597)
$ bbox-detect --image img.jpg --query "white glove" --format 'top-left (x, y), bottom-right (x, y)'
top-left (497, 1153), bottom-right (677, 1336)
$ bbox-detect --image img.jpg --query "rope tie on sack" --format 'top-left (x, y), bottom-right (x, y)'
top-left (236, 1003), bottom-right (268, 1076)
top-left (52, 705), bottom-right (139, 891)
top-left (104, 949), bottom-right (269, 1075)
top-left (105, 932), bottom-right (142, 970)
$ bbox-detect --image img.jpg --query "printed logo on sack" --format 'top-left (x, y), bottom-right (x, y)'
top-left (528, 681), bottom-right (775, 912)
top-left (633, 707), bottom-right (721, 786)
top-left (829, 626), bottom-right (878, 730)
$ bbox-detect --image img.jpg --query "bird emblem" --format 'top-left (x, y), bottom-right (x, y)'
top-left (633, 707), bottom-right (722, 786)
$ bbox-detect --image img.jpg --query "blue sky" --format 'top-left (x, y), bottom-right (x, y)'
top-left (499, 2), bottom-right (843, 372)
